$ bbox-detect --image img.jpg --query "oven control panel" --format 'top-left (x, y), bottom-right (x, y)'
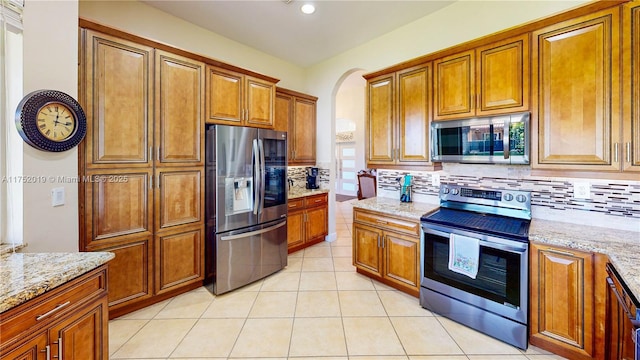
top-left (440, 184), bottom-right (531, 212)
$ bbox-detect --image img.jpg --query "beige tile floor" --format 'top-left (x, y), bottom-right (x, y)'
top-left (109, 199), bottom-right (567, 360)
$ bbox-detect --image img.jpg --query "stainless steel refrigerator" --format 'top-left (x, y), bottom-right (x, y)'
top-left (205, 125), bottom-right (288, 294)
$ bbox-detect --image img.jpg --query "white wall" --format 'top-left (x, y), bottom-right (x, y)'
top-left (22, 0), bottom-right (79, 252)
top-left (78, 0), bottom-right (307, 92)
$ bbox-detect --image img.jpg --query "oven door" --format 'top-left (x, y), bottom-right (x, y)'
top-left (421, 222), bottom-right (528, 323)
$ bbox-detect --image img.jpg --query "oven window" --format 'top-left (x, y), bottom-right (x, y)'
top-left (424, 232), bottom-right (522, 308)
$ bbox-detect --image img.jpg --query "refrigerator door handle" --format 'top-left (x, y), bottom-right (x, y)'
top-left (258, 138), bottom-right (265, 215)
top-left (219, 220), bottom-right (286, 241)
top-left (253, 139), bottom-right (260, 215)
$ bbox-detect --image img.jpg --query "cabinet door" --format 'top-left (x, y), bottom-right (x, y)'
top-left (367, 74), bottom-right (395, 165)
top-left (155, 50), bottom-right (204, 166)
top-left (353, 223), bottom-right (383, 276)
top-left (83, 169), bottom-right (153, 247)
top-left (155, 226), bottom-right (203, 294)
top-left (245, 76), bottom-right (275, 128)
top-left (155, 168), bottom-right (203, 231)
top-left (306, 205), bottom-right (328, 242)
top-left (287, 209), bottom-right (305, 250)
top-left (397, 64), bottom-right (431, 163)
top-left (530, 243), bottom-right (595, 359)
top-left (206, 66), bottom-right (243, 124)
top-left (623, 1), bottom-right (640, 172)
top-left (0, 332), bottom-right (48, 360)
top-left (433, 50), bottom-right (475, 120)
top-left (383, 231), bottom-right (419, 291)
top-left (291, 97), bottom-right (317, 164)
top-left (275, 92), bottom-right (292, 133)
top-left (50, 302), bottom-right (107, 360)
top-left (477, 34), bottom-right (529, 115)
top-left (532, 8), bottom-right (620, 171)
top-left (83, 30), bottom-right (153, 168)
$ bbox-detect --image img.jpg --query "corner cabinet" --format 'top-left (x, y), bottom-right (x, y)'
top-left (80, 27), bottom-right (205, 318)
top-left (206, 65), bottom-right (276, 129)
top-left (529, 243), bottom-right (609, 360)
top-left (0, 266), bottom-right (109, 360)
top-left (623, 0), bottom-right (640, 172)
top-left (365, 63), bottom-right (438, 169)
top-left (287, 193), bottom-right (328, 253)
top-left (352, 208), bottom-right (420, 297)
top-left (433, 34), bottom-right (529, 120)
top-left (531, 7), bottom-right (623, 172)
top-left (275, 88), bottom-right (318, 165)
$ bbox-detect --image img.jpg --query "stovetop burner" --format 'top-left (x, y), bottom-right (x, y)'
top-left (421, 208), bottom-right (530, 242)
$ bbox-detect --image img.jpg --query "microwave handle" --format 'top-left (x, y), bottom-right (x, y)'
top-left (503, 122), bottom-right (510, 159)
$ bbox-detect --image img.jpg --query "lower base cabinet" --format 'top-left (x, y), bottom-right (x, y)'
top-left (287, 193), bottom-right (328, 253)
top-left (0, 265), bottom-right (109, 360)
top-left (352, 208), bottom-right (420, 297)
top-left (529, 242), bottom-right (609, 360)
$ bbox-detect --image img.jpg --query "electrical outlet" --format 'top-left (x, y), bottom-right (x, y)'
top-left (432, 173), bottom-right (440, 186)
top-left (573, 181), bottom-right (591, 199)
top-left (51, 187), bottom-right (65, 207)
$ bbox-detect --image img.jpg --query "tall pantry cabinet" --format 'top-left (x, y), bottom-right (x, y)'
top-left (79, 27), bottom-right (205, 318)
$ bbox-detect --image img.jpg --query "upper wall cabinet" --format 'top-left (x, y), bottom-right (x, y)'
top-left (366, 64), bottom-right (438, 169)
top-left (623, 0), bottom-right (640, 172)
top-left (275, 88), bottom-right (318, 165)
top-left (206, 65), bottom-right (276, 129)
top-left (433, 34), bottom-right (530, 121)
top-left (531, 7), bottom-right (621, 172)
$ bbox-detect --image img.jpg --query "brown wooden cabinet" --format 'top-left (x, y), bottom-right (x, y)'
top-left (0, 266), bottom-right (109, 360)
top-left (287, 193), bottom-right (328, 253)
top-left (352, 208), bottom-right (420, 297)
top-left (532, 8), bottom-right (622, 172)
top-left (433, 34), bottom-right (529, 120)
top-left (530, 243), bottom-right (608, 360)
top-left (275, 88), bottom-right (318, 165)
top-left (80, 28), bottom-right (204, 318)
top-left (365, 64), bottom-right (437, 169)
top-left (206, 65), bottom-right (275, 129)
top-left (623, 0), bottom-right (640, 172)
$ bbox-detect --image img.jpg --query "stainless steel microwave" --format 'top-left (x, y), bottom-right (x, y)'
top-left (430, 112), bottom-right (530, 164)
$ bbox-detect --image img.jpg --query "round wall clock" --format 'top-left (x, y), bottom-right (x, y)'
top-left (15, 89), bottom-right (87, 152)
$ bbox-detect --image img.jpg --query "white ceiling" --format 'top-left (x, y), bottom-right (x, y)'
top-left (141, 0), bottom-right (455, 68)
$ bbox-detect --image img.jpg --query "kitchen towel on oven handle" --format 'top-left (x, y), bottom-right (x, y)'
top-left (448, 233), bottom-right (480, 279)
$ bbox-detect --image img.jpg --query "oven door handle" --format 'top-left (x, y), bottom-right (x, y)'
top-left (423, 227), bottom-right (528, 254)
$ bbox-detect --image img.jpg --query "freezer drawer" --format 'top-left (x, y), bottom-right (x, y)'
top-left (214, 219), bottom-right (287, 294)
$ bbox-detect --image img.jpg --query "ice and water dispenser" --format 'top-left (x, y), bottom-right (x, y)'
top-left (225, 177), bottom-right (253, 214)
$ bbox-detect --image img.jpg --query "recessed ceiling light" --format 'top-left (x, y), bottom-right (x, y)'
top-left (301, 3), bottom-right (315, 15)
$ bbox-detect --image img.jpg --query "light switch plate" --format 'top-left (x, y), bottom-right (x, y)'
top-left (51, 187), bottom-right (65, 207)
top-left (432, 173), bottom-right (440, 187)
top-left (573, 181), bottom-right (590, 199)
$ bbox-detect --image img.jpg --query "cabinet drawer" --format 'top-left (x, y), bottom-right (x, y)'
top-left (0, 267), bottom-right (107, 342)
top-left (354, 209), bottom-right (419, 236)
top-left (304, 193), bottom-right (327, 207)
top-left (288, 198), bottom-right (304, 210)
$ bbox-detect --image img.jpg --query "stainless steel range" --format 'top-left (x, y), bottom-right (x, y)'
top-left (420, 184), bottom-right (531, 350)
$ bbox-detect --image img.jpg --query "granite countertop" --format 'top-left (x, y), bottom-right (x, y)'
top-left (351, 197), bottom-right (439, 221)
top-left (0, 252), bottom-right (115, 313)
top-left (288, 187), bottom-right (330, 200)
top-left (352, 197), bottom-right (640, 304)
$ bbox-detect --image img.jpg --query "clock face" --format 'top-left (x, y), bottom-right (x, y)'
top-left (15, 90), bottom-right (87, 152)
top-left (36, 102), bottom-right (77, 142)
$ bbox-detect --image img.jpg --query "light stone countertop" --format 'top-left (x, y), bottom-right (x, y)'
top-left (352, 196), bottom-right (640, 304)
top-left (0, 252), bottom-right (115, 313)
top-left (288, 187), bottom-right (330, 200)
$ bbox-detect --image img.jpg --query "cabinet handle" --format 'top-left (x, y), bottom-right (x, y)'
top-left (614, 143), bottom-right (619, 163)
top-left (544, 248), bottom-right (575, 257)
top-left (380, 235), bottom-right (385, 248)
top-left (36, 301), bottom-right (71, 321)
top-left (376, 219), bottom-right (388, 225)
top-left (157, 174), bottom-right (160, 188)
top-left (149, 176), bottom-right (153, 189)
top-left (41, 345), bottom-right (50, 360)
top-left (149, 146), bottom-right (152, 162)
top-left (314, 199), bottom-right (322, 203)
top-left (377, 235), bottom-right (381, 248)
top-left (157, 147), bottom-right (161, 162)
top-left (627, 142), bottom-right (632, 163)
top-left (54, 337), bottom-right (62, 360)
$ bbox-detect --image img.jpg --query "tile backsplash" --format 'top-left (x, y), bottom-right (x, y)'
top-left (377, 163), bottom-right (639, 232)
top-left (287, 166), bottom-right (330, 189)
